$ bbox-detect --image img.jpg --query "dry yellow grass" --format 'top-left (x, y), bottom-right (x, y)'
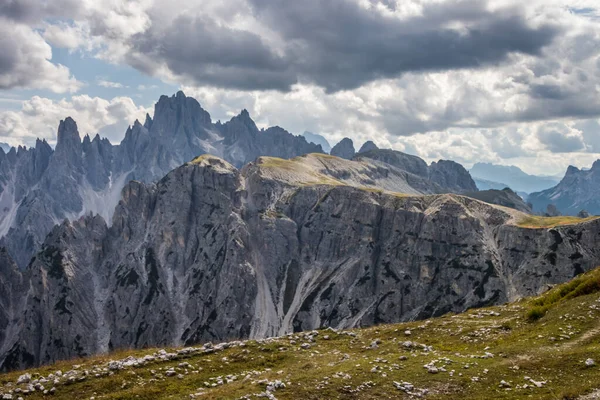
top-left (515, 215), bottom-right (598, 228)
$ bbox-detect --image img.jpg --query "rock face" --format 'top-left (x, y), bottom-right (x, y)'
top-left (529, 162), bottom-right (600, 216)
top-left (429, 160), bottom-right (478, 193)
top-left (464, 188), bottom-right (532, 213)
top-left (0, 92), bottom-right (323, 268)
top-left (357, 150), bottom-right (478, 194)
top-left (331, 138), bottom-right (356, 159)
top-left (1, 154), bottom-right (599, 370)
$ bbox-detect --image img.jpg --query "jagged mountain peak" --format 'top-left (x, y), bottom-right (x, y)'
top-left (56, 116), bottom-right (82, 152)
top-left (34, 138), bottom-right (50, 150)
top-left (330, 137), bottom-right (355, 159)
top-left (151, 91), bottom-right (212, 137)
top-left (143, 113), bottom-right (153, 130)
top-left (529, 160), bottom-right (600, 215)
top-left (358, 140), bottom-right (378, 153)
top-left (231, 108), bottom-right (256, 128)
top-left (565, 165), bottom-right (581, 176)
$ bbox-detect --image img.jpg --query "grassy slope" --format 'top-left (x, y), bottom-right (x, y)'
top-left (515, 215), bottom-right (599, 229)
top-left (2, 270), bottom-right (600, 399)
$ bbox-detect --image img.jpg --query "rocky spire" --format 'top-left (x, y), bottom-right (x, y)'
top-left (358, 140), bottom-right (378, 153)
top-left (565, 165), bottom-right (581, 176)
top-left (55, 117), bottom-right (82, 156)
top-left (143, 113), bottom-right (153, 130)
top-left (331, 137), bottom-right (355, 160)
top-left (150, 91), bottom-right (212, 138)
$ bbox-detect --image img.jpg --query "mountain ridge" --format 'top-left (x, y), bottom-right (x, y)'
top-left (0, 92), bottom-right (323, 268)
top-left (0, 154), bottom-right (597, 370)
top-left (529, 160), bottom-right (600, 216)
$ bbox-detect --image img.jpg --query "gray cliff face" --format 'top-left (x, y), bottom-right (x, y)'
top-left (465, 188), bottom-right (532, 213)
top-left (1, 155), bottom-right (599, 370)
top-left (429, 160), bottom-right (478, 193)
top-left (356, 149), bottom-right (478, 194)
top-left (0, 92), bottom-right (323, 268)
top-left (529, 162), bottom-right (600, 215)
top-left (331, 138), bottom-right (356, 159)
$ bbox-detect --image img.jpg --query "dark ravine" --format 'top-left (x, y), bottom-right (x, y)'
top-left (1, 154), bottom-right (598, 370)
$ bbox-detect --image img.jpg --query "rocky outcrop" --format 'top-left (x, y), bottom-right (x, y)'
top-left (464, 188), bottom-right (532, 213)
top-left (330, 138), bottom-right (355, 159)
top-left (357, 149), bottom-right (478, 194)
top-left (529, 162), bottom-right (600, 216)
top-left (356, 149), bottom-right (429, 178)
top-left (429, 160), bottom-right (478, 193)
top-left (358, 141), bottom-right (378, 153)
top-left (1, 155), bottom-right (599, 370)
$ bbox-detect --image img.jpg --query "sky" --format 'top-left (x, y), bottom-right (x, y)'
top-left (0, 0), bottom-right (600, 175)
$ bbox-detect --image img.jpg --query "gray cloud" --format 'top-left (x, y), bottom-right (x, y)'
top-left (537, 123), bottom-right (585, 153)
top-left (128, 14), bottom-right (295, 91)
top-left (125, 0), bottom-right (559, 92)
top-left (0, 0), bottom-right (81, 24)
top-left (247, 0), bottom-right (559, 92)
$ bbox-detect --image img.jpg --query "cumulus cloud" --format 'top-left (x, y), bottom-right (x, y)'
top-left (0, 95), bottom-right (149, 146)
top-left (537, 123), bottom-right (586, 152)
top-left (0, 20), bottom-right (81, 93)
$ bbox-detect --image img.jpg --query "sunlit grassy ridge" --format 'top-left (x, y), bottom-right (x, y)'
top-left (515, 215), bottom-right (599, 229)
top-left (2, 268), bottom-right (600, 399)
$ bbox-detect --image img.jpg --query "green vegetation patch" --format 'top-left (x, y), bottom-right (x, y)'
top-left (526, 266), bottom-right (600, 321)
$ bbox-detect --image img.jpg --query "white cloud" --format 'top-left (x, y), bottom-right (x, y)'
top-left (137, 84), bottom-right (158, 90)
top-left (97, 79), bottom-right (127, 89)
top-left (43, 22), bottom-right (88, 50)
top-left (0, 95), bottom-right (150, 146)
top-left (0, 19), bottom-right (81, 93)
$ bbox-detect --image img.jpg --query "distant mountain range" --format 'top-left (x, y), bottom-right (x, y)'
top-left (529, 162), bottom-right (600, 215)
top-left (469, 163), bottom-right (560, 194)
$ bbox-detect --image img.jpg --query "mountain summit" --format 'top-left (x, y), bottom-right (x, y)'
top-left (529, 159), bottom-right (600, 215)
